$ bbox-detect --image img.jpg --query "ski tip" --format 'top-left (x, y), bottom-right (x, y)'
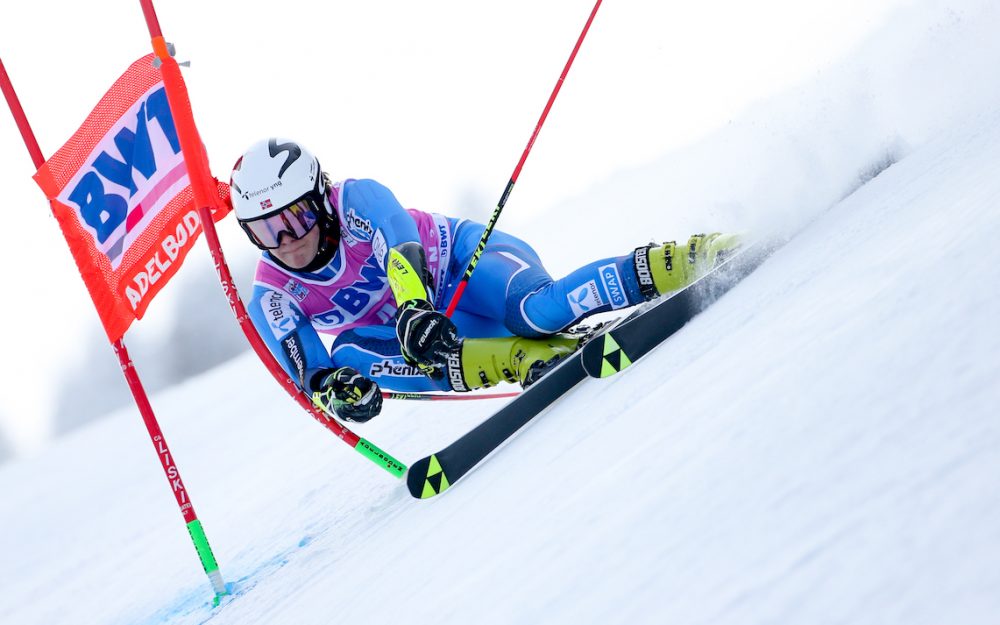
top-left (406, 454), bottom-right (452, 499)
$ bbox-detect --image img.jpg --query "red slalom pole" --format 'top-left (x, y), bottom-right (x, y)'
top-left (444, 0), bottom-right (603, 317)
top-left (136, 0), bottom-right (406, 476)
top-left (384, 391), bottom-right (521, 401)
top-left (1, 57), bottom-right (228, 605)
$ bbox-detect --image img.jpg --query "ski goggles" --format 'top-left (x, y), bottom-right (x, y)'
top-left (239, 194), bottom-right (321, 250)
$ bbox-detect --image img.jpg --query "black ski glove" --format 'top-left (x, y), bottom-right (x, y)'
top-left (312, 367), bottom-right (383, 423)
top-left (394, 299), bottom-right (460, 372)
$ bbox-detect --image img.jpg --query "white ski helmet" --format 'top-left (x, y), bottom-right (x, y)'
top-left (231, 138), bottom-right (326, 221)
top-left (230, 138), bottom-right (339, 261)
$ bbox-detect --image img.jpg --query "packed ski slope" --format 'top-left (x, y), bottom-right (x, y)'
top-left (2, 1), bottom-right (1000, 624)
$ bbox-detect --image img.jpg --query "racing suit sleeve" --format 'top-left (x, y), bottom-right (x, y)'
top-left (344, 179), bottom-right (434, 305)
top-left (247, 283), bottom-right (333, 392)
top-left (344, 178), bottom-right (423, 269)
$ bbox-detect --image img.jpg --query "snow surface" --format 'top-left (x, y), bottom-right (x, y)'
top-left (2, 1), bottom-right (1000, 624)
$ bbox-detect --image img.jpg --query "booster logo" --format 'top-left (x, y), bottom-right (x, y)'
top-left (634, 247), bottom-right (653, 288)
top-left (60, 85), bottom-right (184, 267)
top-left (446, 351), bottom-right (468, 392)
top-left (599, 264), bottom-right (628, 309)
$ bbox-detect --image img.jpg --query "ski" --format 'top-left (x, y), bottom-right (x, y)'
top-left (581, 240), bottom-right (776, 377)
top-left (406, 239), bottom-right (776, 499)
top-left (406, 350), bottom-right (589, 498)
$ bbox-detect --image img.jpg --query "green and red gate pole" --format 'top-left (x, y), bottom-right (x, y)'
top-left (137, 0), bottom-right (408, 478)
top-left (0, 57), bottom-right (229, 605)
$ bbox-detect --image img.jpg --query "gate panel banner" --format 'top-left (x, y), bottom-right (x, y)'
top-left (33, 54), bottom-right (230, 341)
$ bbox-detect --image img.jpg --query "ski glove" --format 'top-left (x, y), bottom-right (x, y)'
top-left (312, 367), bottom-right (383, 423)
top-left (395, 299), bottom-right (460, 373)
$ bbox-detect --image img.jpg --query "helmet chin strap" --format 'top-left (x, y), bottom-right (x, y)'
top-left (299, 230), bottom-right (339, 273)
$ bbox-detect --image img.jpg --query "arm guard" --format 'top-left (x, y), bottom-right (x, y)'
top-left (387, 241), bottom-right (435, 306)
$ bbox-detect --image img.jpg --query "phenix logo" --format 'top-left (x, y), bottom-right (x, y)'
top-left (370, 360), bottom-right (424, 377)
top-left (344, 207), bottom-right (373, 238)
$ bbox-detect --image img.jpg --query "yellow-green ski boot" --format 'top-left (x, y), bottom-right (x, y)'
top-left (447, 335), bottom-right (582, 391)
top-left (632, 233), bottom-right (743, 299)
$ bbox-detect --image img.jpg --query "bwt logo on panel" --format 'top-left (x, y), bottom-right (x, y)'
top-left (61, 86), bottom-right (185, 266)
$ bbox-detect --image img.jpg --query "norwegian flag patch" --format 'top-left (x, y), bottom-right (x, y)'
top-left (260, 198), bottom-right (273, 210)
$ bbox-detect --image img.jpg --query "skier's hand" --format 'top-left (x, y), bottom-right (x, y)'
top-left (395, 299), bottom-right (460, 372)
top-left (312, 367), bottom-right (383, 423)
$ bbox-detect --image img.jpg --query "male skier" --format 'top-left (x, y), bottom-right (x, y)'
top-left (232, 138), bottom-right (740, 423)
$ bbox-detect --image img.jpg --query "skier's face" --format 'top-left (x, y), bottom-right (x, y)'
top-left (270, 224), bottom-right (321, 270)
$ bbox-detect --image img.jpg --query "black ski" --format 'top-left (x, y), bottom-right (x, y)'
top-left (406, 240), bottom-right (776, 499)
top-left (406, 350), bottom-right (589, 498)
top-left (581, 240), bottom-right (775, 377)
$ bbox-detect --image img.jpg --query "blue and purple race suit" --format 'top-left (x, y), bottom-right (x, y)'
top-left (248, 178), bottom-right (648, 392)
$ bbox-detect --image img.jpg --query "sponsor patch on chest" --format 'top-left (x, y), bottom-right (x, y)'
top-left (284, 279), bottom-right (309, 302)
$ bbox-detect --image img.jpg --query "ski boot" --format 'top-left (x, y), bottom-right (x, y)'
top-left (632, 233), bottom-right (743, 299)
top-left (447, 334), bottom-right (582, 391)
